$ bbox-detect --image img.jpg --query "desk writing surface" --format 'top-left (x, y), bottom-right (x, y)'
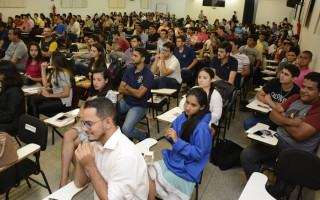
top-left (266, 65), bottom-right (277, 70)
top-left (44, 109), bottom-right (79, 128)
top-left (261, 70), bottom-right (276, 76)
top-left (246, 99), bottom-right (272, 113)
top-left (265, 59), bottom-right (278, 64)
top-left (151, 88), bottom-right (177, 95)
top-left (238, 172), bottom-right (276, 200)
top-left (157, 107), bottom-right (183, 123)
top-left (246, 123), bottom-right (278, 146)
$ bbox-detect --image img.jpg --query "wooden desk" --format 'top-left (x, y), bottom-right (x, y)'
top-left (262, 76), bottom-right (274, 81)
top-left (266, 65), bottom-right (277, 70)
top-left (238, 172), bottom-right (276, 200)
top-left (44, 109), bottom-right (80, 145)
top-left (246, 123), bottom-right (278, 146)
top-left (261, 70), bottom-right (276, 76)
top-left (246, 99), bottom-right (272, 113)
top-left (265, 59), bottom-right (278, 65)
top-left (157, 107), bottom-right (183, 124)
top-left (150, 88), bottom-right (178, 118)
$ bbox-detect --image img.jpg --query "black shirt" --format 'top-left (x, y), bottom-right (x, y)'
top-left (148, 32), bottom-right (160, 43)
top-left (210, 56), bottom-right (238, 81)
top-left (263, 78), bottom-right (300, 103)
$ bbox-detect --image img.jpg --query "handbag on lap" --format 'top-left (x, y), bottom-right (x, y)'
top-left (0, 132), bottom-right (18, 168)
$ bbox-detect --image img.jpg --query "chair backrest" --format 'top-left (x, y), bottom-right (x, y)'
top-left (275, 149), bottom-right (320, 190)
top-left (18, 114), bottom-right (48, 151)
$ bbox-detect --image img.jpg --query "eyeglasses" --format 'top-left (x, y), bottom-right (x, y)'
top-left (162, 49), bottom-right (170, 52)
top-left (80, 118), bottom-right (106, 130)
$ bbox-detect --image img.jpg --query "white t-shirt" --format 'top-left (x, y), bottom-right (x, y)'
top-left (230, 52), bottom-right (250, 73)
top-left (179, 86), bottom-right (223, 125)
top-left (157, 55), bottom-right (182, 84)
top-left (51, 71), bottom-right (72, 107)
top-left (91, 128), bottom-right (149, 200)
top-left (70, 21), bottom-right (80, 37)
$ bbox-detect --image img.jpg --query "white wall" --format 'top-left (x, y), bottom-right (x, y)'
top-left (0, 0), bottom-right (186, 20)
top-left (299, 0), bottom-right (320, 72)
top-left (184, 0), bottom-right (245, 24)
top-left (255, 0), bottom-right (295, 25)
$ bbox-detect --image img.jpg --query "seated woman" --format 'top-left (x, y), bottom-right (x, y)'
top-left (27, 52), bottom-right (75, 118)
top-left (148, 88), bottom-right (212, 200)
top-left (24, 42), bottom-right (43, 85)
top-left (59, 67), bottom-right (116, 187)
top-left (0, 60), bottom-right (25, 134)
top-left (179, 67), bottom-right (223, 135)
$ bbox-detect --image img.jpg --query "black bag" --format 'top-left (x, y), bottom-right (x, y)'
top-left (213, 80), bottom-right (235, 107)
top-left (210, 139), bottom-right (243, 171)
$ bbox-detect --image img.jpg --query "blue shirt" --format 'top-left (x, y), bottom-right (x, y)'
top-left (173, 46), bottom-right (197, 73)
top-left (210, 56), bottom-right (238, 81)
top-left (162, 113), bottom-right (212, 182)
top-left (122, 66), bottom-right (154, 108)
top-left (0, 28), bottom-right (11, 51)
top-left (235, 27), bottom-right (245, 35)
top-left (56, 24), bottom-right (67, 39)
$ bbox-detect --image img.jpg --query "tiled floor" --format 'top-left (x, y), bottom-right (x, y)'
top-left (1, 91), bottom-right (257, 200)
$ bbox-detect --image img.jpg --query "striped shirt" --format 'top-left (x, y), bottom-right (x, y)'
top-left (231, 52), bottom-right (250, 73)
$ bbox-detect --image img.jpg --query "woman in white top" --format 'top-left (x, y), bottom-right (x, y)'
top-left (27, 52), bottom-right (74, 118)
top-left (179, 67), bottom-right (223, 135)
top-left (59, 67), bottom-right (116, 188)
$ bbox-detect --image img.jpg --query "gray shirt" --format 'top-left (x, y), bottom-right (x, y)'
top-left (239, 45), bottom-right (260, 67)
top-left (3, 40), bottom-right (28, 71)
top-left (51, 71), bottom-right (72, 107)
top-left (277, 99), bottom-right (320, 152)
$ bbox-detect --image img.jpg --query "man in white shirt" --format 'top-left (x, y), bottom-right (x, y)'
top-left (67, 18), bottom-right (80, 43)
top-left (156, 29), bottom-right (170, 54)
top-left (151, 41), bottom-right (182, 91)
top-left (74, 98), bottom-right (149, 200)
top-left (229, 38), bottom-right (250, 78)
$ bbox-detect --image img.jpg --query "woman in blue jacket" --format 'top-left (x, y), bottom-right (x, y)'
top-left (148, 87), bottom-right (212, 200)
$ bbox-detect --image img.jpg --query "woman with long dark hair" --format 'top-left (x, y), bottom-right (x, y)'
top-left (148, 87), bottom-right (212, 200)
top-left (27, 52), bottom-right (75, 118)
top-left (88, 43), bottom-right (106, 78)
top-left (179, 67), bottom-right (223, 134)
top-left (24, 42), bottom-right (43, 84)
top-left (0, 60), bottom-right (25, 133)
top-left (59, 67), bottom-right (116, 187)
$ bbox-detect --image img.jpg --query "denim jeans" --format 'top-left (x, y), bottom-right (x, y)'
top-left (120, 100), bottom-right (147, 141)
top-left (152, 76), bottom-right (181, 91)
top-left (181, 69), bottom-right (195, 87)
top-left (243, 113), bottom-right (270, 131)
top-left (240, 137), bottom-right (291, 179)
top-left (74, 60), bottom-right (89, 76)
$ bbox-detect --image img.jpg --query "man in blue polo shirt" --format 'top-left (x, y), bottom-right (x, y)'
top-left (210, 41), bottom-right (238, 85)
top-left (118, 48), bottom-right (154, 141)
top-left (54, 17), bottom-right (67, 46)
top-left (174, 35), bottom-right (198, 89)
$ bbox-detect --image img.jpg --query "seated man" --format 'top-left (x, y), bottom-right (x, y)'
top-left (294, 50), bottom-right (312, 88)
top-left (276, 47), bottom-right (300, 77)
top-left (118, 48), bottom-right (154, 141)
top-left (39, 27), bottom-right (57, 62)
top-left (67, 18), bottom-right (80, 43)
top-left (2, 28), bottom-right (27, 72)
top-left (243, 64), bottom-right (300, 130)
top-left (240, 72), bottom-right (320, 198)
top-left (229, 38), bottom-right (250, 79)
top-left (54, 17), bottom-right (67, 46)
top-left (210, 41), bottom-right (238, 85)
top-left (156, 29), bottom-right (170, 54)
top-left (174, 35), bottom-right (198, 89)
top-left (122, 35), bottom-right (141, 68)
top-left (106, 30), bottom-right (130, 63)
top-left (20, 14), bottom-right (33, 33)
top-left (133, 23), bottom-right (148, 48)
top-left (147, 25), bottom-right (160, 50)
top-left (0, 23), bottom-right (10, 58)
top-left (151, 41), bottom-right (182, 91)
top-left (73, 98), bottom-right (149, 199)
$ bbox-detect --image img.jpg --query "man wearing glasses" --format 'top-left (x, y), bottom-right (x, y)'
top-left (151, 41), bottom-right (182, 91)
top-left (74, 98), bottom-right (149, 200)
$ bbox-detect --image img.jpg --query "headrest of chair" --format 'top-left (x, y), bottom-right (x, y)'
top-left (275, 149), bottom-right (320, 190)
top-left (18, 115), bottom-right (48, 151)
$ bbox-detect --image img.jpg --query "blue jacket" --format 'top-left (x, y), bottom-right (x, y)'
top-left (162, 113), bottom-right (212, 182)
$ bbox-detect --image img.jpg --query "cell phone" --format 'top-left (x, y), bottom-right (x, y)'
top-left (57, 115), bottom-right (68, 121)
top-left (253, 131), bottom-right (263, 136)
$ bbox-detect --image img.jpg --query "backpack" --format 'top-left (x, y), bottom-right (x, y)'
top-left (212, 80), bottom-right (235, 107)
top-left (210, 139), bottom-right (244, 171)
top-left (108, 59), bottom-right (123, 79)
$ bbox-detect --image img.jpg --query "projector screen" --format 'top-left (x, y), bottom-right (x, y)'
top-left (203, 0), bottom-right (225, 7)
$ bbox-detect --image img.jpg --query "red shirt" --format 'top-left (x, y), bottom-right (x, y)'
top-left (118, 37), bottom-right (130, 53)
top-left (25, 58), bottom-right (42, 78)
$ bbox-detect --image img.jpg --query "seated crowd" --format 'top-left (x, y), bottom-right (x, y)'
top-left (0, 10), bottom-right (319, 200)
